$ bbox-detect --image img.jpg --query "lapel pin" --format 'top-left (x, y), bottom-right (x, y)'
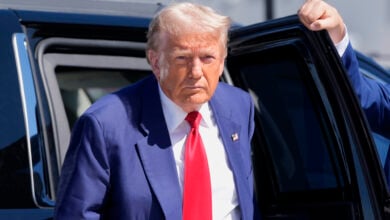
top-left (231, 133), bottom-right (239, 141)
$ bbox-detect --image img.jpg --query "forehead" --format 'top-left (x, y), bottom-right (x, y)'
top-left (160, 32), bottom-right (223, 52)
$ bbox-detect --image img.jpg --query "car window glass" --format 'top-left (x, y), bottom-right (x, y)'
top-left (36, 38), bottom-right (152, 166)
top-left (227, 21), bottom-right (383, 219)
top-left (229, 42), bottom-right (349, 204)
top-left (244, 55), bottom-right (341, 192)
top-left (55, 65), bottom-right (149, 128)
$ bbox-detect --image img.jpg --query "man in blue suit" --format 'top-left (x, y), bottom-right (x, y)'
top-left (55, 0), bottom-right (354, 219)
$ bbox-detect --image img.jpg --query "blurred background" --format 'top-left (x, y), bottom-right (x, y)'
top-left (119, 0), bottom-right (390, 70)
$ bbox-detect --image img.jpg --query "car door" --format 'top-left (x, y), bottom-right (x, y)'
top-left (225, 15), bottom-right (390, 219)
top-left (20, 6), bottom-right (154, 202)
top-left (1, 3), bottom-right (157, 218)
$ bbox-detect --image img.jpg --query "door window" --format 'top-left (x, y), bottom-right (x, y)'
top-left (240, 44), bottom-right (344, 193)
top-left (227, 39), bottom-right (366, 218)
top-left (35, 37), bottom-right (152, 166)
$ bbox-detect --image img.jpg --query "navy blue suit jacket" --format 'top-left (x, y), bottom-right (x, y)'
top-left (342, 43), bottom-right (390, 185)
top-left (54, 76), bottom-right (259, 219)
top-left (342, 43), bottom-right (390, 138)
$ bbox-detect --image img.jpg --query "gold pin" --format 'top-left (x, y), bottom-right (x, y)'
top-left (231, 133), bottom-right (239, 141)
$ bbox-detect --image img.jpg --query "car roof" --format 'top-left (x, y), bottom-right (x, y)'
top-left (0, 0), bottom-right (162, 18)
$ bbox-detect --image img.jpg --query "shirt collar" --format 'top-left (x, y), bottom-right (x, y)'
top-left (158, 85), bottom-right (213, 133)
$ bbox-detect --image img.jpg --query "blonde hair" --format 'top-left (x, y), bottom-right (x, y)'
top-left (146, 2), bottom-right (231, 60)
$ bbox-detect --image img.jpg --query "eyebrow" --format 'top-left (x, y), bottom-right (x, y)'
top-left (172, 47), bottom-right (217, 55)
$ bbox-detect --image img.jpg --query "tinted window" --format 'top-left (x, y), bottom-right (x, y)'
top-left (241, 45), bottom-right (344, 193)
top-left (227, 39), bottom-right (359, 219)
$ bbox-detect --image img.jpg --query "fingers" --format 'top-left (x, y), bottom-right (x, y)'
top-left (298, 0), bottom-right (340, 29)
top-left (298, 0), bottom-right (346, 43)
top-left (298, 0), bottom-right (328, 30)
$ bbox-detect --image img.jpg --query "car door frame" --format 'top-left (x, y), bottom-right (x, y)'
top-left (225, 15), bottom-right (390, 219)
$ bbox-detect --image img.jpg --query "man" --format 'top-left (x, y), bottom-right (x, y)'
top-left (54, 0), bottom-right (354, 219)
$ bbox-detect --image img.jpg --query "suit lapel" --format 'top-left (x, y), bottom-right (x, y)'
top-left (136, 77), bottom-right (182, 219)
top-left (209, 85), bottom-right (251, 216)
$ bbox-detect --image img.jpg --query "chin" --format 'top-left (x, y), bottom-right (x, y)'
top-left (181, 96), bottom-right (209, 109)
top-left (190, 94), bottom-right (211, 104)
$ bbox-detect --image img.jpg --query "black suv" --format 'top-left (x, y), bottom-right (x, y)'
top-left (1, 0), bottom-right (390, 219)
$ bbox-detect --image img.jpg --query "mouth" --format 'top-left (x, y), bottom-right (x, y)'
top-left (185, 85), bottom-right (203, 89)
top-left (183, 83), bottom-right (205, 89)
top-left (181, 86), bottom-right (204, 96)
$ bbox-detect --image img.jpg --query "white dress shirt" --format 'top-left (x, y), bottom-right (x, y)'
top-left (158, 86), bottom-right (240, 219)
top-left (335, 28), bottom-right (350, 57)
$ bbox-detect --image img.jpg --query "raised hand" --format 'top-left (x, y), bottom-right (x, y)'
top-left (298, 0), bottom-right (346, 44)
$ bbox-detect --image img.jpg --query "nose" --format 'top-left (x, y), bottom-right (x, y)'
top-left (190, 57), bottom-right (203, 78)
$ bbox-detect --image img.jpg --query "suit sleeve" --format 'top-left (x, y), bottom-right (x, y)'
top-left (341, 43), bottom-right (390, 138)
top-left (54, 114), bottom-right (110, 219)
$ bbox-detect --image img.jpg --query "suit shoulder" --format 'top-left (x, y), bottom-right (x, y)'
top-left (213, 82), bottom-right (254, 115)
top-left (217, 82), bottom-right (252, 99)
top-left (82, 75), bottom-right (156, 122)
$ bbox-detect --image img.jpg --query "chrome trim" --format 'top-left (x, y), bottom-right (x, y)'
top-left (13, 33), bottom-right (41, 208)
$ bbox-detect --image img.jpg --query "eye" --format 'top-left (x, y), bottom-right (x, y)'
top-left (201, 55), bottom-right (215, 64)
top-left (174, 55), bottom-right (188, 64)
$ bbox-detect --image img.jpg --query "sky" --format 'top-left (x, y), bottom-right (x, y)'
top-left (106, 0), bottom-right (390, 68)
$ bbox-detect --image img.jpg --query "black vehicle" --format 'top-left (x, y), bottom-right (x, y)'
top-left (1, 0), bottom-right (389, 219)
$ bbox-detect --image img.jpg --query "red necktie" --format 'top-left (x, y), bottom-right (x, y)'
top-left (182, 111), bottom-right (212, 220)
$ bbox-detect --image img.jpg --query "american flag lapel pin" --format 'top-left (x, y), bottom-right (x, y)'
top-left (231, 133), bottom-right (239, 141)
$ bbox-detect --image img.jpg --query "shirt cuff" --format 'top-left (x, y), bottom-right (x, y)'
top-left (334, 27), bottom-right (349, 57)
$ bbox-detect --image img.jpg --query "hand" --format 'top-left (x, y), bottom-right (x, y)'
top-left (298, 0), bottom-right (346, 44)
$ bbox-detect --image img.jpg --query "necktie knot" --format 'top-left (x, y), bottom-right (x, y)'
top-left (185, 111), bottom-right (201, 129)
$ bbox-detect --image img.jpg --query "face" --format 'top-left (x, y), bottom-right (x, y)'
top-left (148, 32), bottom-right (226, 112)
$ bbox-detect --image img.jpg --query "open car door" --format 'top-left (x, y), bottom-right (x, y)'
top-left (225, 15), bottom-right (390, 219)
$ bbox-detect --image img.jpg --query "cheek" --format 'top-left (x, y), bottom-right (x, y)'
top-left (205, 64), bottom-right (224, 89)
top-left (160, 68), bottom-right (184, 91)
top-left (206, 77), bottom-right (220, 94)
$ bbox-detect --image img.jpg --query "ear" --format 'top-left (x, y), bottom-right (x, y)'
top-left (147, 50), bottom-right (161, 79)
